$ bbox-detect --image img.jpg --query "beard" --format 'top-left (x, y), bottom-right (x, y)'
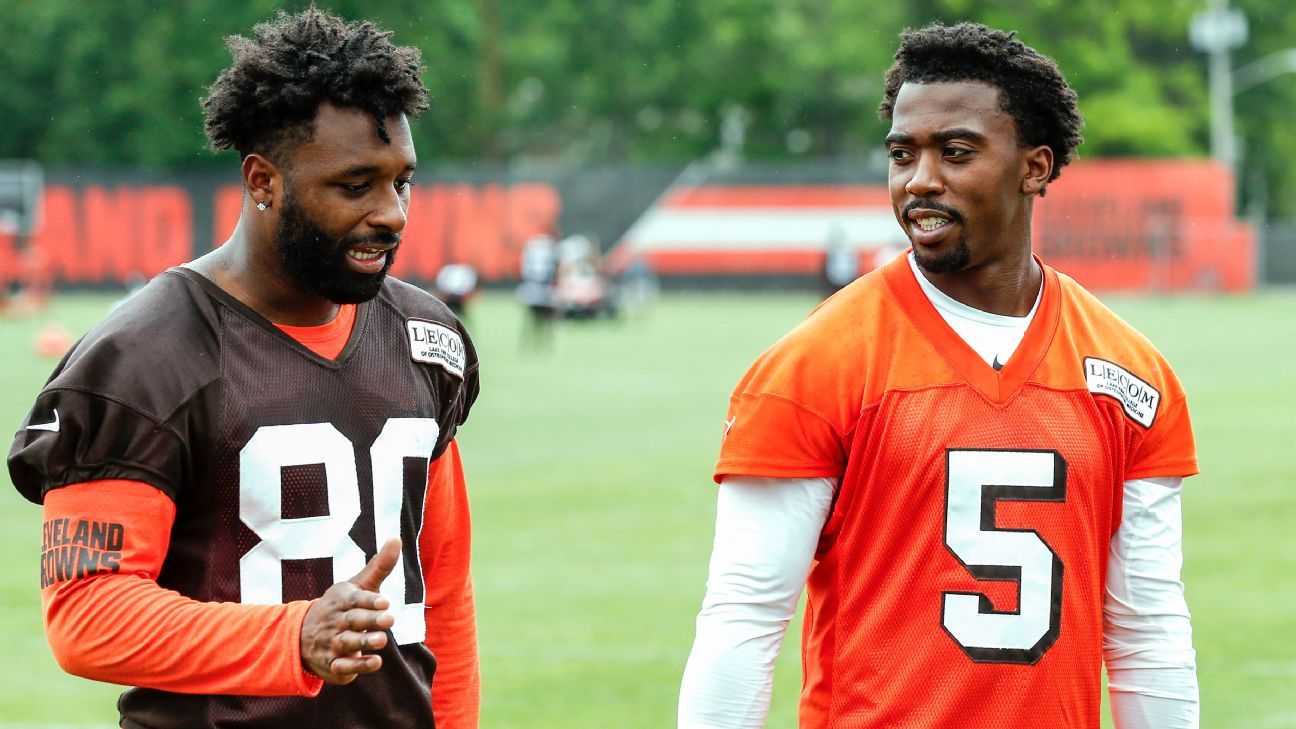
top-left (902, 198), bottom-right (970, 274)
top-left (275, 189), bottom-right (399, 304)
top-left (912, 237), bottom-right (972, 274)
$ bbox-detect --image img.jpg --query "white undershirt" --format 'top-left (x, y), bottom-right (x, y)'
top-left (678, 262), bottom-right (1199, 729)
top-left (908, 252), bottom-right (1041, 368)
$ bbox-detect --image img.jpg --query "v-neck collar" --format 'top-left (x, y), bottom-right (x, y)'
top-left (882, 252), bottom-right (1060, 405)
top-left (168, 267), bottom-right (370, 369)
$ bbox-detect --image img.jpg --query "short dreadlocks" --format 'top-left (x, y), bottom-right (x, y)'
top-left (203, 7), bottom-right (429, 161)
top-left (878, 22), bottom-right (1084, 186)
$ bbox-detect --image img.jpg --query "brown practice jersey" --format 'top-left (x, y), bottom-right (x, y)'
top-left (716, 254), bottom-right (1196, 728)
top-left (9, 268), bottom-right (479, 728)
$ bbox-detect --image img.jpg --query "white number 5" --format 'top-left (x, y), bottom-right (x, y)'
top-left (238, 418), bottom-right (440, 646)
top-left (942, 449), bottom-right (1066, 664)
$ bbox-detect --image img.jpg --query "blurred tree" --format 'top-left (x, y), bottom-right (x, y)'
top-left (1231, 0), bottom-right (1296, 217)
top-left (0, 0), bottom-right (287, 168)
top-left (915, 0), bottom-right (1208, 157)
top-left (0, 0), bottom-right (1291, 215)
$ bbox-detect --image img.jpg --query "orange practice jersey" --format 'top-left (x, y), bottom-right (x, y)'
top-left (716, 254), bottom-right (1196, 729)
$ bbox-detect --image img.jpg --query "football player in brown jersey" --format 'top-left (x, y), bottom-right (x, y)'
top-left (10, 8), bottom-right (480, 728)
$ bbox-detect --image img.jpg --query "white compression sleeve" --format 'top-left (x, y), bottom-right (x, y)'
top-left (1105, 476), bottom-right (1199, 729)
top-left (678, 476), bottom-right (834, 729)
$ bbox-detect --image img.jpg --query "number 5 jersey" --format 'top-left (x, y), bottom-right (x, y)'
top-left (715, 253), bottom-right (1196, 729)
top-left (9, 267), bottom-right (479, 728)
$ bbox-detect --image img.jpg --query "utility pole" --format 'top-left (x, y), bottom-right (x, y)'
top-left (1189, 0), bottom-right (1248, 168)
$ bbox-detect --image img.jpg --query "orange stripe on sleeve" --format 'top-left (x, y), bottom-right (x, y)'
top-left (41, 480), bottom-right (323, 696)
top-left (420, 441), bottom-right (480, 728)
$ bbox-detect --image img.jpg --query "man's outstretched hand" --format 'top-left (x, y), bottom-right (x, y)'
top-left (301, 538), bottom-right (401, 685)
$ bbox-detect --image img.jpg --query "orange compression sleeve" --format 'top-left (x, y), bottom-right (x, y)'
top-left (40, 480), bottom-right (323, 696)
top-left (421, 440), bottom-right (480, 728)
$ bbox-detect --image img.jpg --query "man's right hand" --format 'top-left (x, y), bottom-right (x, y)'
top-left (300, 537), bottom-right (401, 685)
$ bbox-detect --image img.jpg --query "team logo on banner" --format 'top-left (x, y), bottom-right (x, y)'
top-left (1083, 357), bottom-right (1161, 428)
top-left (406, 319), bottom-right (466, 379)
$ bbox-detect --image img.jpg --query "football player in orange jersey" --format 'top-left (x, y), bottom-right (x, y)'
top-left (680, 22), bottom-right (1198, 729)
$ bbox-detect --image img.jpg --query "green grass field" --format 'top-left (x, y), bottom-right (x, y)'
top-left (1, 289), bottom-right (1294, 728)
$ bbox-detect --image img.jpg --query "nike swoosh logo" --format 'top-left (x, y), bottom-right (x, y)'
top-left (27, 409), bottom-right (60, 433)
top-left (992, 355), bottom-right (1005, 372)
top-left (724, 416), bottom-right (736, 436)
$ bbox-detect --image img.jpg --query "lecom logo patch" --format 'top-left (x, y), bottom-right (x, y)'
top-left (1084, 357), bottom-right (1161, 428)
top-left (407, 319), bottom-right (466, 379)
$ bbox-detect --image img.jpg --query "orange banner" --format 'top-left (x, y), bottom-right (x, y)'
top-left (615, 161), bottom-right (1256, 291)
top-left (5, 182), bottom-right (560, 286)
top-left (1032, 160), bottom-right (1256, 292)
top-left (27, 186), bottom-right (193, 284)
top-left (2, 163), bottom-right (1255, 292)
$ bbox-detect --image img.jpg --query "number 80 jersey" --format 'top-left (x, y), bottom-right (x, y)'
top-left (9, 268), bottom-right (478, 728)
top-left (715, 254), bottom-right (1196, 729)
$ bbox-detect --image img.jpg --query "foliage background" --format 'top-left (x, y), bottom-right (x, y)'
top-left (1, 0), bottom-right (1293, 216)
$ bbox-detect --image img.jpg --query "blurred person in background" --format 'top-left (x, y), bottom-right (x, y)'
top-left (517, 232), bottom-right (558, 348)
top-left (20, 243), bottom-right (52, 312)
top-left (618, 255), bottom-right (660, 320)
top-left (822, 223), bottom-right (860, 296)
top-left (0, 240), bottom-right (52, 317)
top-left (556, 232), bottom-right (595, 269)
top-left (435, 261), bottom-right (480, 318)
top-left (553, 233), bottom-right (616, 320)
top-left (8, 8), bottom-right (480, 728)
top-left (680, 22), bottom-right (1198, 729)
top-left (0, 248), bottom-right (11, 315)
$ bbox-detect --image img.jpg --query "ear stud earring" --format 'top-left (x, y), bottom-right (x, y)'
top-left (257, 201), bottom-right (269, 211)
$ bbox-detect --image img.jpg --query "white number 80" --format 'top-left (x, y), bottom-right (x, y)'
top-left (238, 418), bottom-right (440, 646)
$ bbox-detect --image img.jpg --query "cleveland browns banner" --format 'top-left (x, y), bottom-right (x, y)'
top-left (0, 160), bottom-right (1256, 292)
top-left (0, 182), bottom-right (561, 287)
top-left (1032, 160), bottom-right (1254, 291)
top-left (613, 160), bottom-right (1256, 292)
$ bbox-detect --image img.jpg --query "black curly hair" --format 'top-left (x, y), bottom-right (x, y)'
top-left (202, 7), bottom-right (429, 162)
top-left (878, 22), bottom-right (1084, 187)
